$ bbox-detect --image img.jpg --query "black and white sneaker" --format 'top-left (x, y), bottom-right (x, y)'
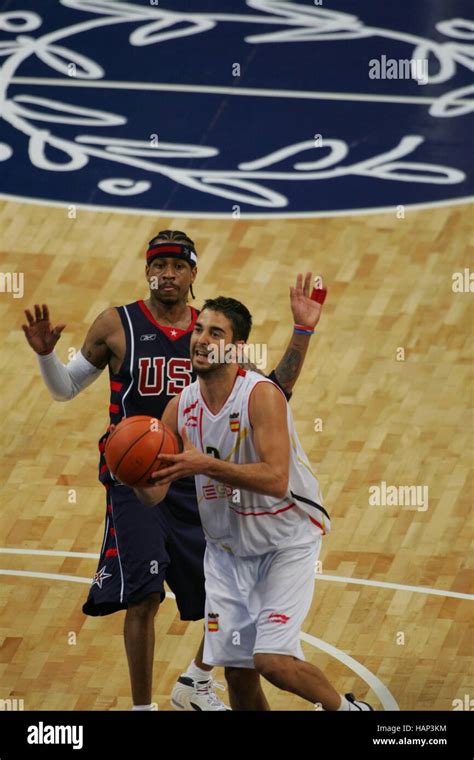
top-left (345, 692), bottom-right (374, 711)
top-left (171, 675), bottom-right (230, 711)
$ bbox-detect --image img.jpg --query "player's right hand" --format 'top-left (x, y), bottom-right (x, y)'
top-left (22, 304), bottom-right (66, 355)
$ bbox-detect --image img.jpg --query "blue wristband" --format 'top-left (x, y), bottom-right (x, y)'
top-left (294, 324), bottom-right (314, 335)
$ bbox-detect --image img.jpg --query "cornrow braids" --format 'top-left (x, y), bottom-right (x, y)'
top-left (148, 229), bottom-right (196, 249)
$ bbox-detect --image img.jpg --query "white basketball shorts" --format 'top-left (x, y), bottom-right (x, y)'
top-left (203, 537), bottom-right (322, 669)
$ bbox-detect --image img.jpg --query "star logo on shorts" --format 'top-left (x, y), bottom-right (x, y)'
top-left (92, 566), bottom-right (112, 589)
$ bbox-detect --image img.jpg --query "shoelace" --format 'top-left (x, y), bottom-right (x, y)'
top-left (195, 678), bottom-right (226, 707)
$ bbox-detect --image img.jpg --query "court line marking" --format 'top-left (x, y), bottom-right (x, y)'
top-left (0, 548), bottom-right (98, 559)
top-left (0, 568), bottom-right (398, 710)
top-left (0, 569), bottom-right (93, 584)
top-left (0, 548), bottom-right (472, 600)
top-left (316, 574), bottom-right (473, 601)
top-left (0, 191), bottom-right (471, 221)
top-left (11, 77), bottom-right (468, 108)
top-left (300, 632), bottom-right (399, 711)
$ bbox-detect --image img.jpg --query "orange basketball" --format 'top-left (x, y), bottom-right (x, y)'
top-left (104, 415), bottom-right (179, 487)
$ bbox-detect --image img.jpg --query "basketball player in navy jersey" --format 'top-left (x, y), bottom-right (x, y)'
top-left (22, 230), bottom-right (323, 711)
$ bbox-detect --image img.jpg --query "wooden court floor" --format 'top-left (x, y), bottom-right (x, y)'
top-left (0, 199), bottom-right (472, 710)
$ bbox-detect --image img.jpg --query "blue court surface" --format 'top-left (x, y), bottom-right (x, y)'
top-left (0, 0), bottom-right (472, 217)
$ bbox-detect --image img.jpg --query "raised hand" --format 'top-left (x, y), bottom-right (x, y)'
top-left (22, 304), bottom-right (66, 355)
top-left (289, 273), bottom-right (327, 330)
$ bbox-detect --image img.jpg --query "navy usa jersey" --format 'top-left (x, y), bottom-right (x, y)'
top-left (98, 299), bottom-right (199, 521)
top-left (109, 299), bottom-right (197, 422)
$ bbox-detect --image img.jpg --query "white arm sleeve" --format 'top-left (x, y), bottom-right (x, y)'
top-left (37, 349), bottom-right (104, 401)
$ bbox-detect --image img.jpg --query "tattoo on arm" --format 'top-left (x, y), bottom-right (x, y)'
top-left (275, 348), bottom-right (302, 392)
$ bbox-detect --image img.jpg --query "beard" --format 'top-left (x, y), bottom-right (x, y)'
top-left (193, 362), bottom-right (222, 377)
top-left (192, 357), bottom-right (228, 377)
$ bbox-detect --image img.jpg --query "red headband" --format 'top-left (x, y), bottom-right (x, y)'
top-left (146, 242), bottom-right (197, 266)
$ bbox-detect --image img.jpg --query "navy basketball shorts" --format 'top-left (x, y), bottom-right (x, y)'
top-left (83, 483), bottom-right (206, 620)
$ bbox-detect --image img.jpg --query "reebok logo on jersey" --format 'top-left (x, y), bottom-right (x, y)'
top-left (268, 612), bottom-right (290, 624)
top-left (229, 412), bottom-right (240, 432)
top-left (140, 333), bottom-right (157, 341)
top-left (207, 613), bottom-right (219, 632)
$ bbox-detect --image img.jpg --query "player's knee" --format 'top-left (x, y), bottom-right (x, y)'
top-left (225, 667), bottom-right (260, 693)
top-left (253, 653), bottom-right (291, 687)
top-left (127, 592), bottom-right (161, 619)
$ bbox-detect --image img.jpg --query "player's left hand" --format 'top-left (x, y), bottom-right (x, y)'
top-left (290, 272), bottom-right (327, 330)
top-left (150, 427), bottom-right (207, 484)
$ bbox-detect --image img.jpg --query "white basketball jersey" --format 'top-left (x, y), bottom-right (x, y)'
top-left (177, 369), bottom-right (331, 557)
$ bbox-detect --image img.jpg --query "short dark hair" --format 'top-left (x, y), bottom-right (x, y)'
top-left (201, 297), bottom-right (252, 342)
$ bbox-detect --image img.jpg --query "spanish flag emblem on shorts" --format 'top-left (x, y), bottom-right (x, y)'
top-left (229, 413), bottom-right (240, 433)
top-left (207, 613), bottom-right (219, 632)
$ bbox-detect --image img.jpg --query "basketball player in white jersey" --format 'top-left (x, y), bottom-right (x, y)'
top-left (133, 297), bottom-right (374, 711)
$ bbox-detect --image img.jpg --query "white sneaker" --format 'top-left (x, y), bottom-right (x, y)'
top-left (171, 676), bottom-right (231, 711)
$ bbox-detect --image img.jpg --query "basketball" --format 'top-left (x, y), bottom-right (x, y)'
top-left (104, 415), bottom-right (179, 487)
